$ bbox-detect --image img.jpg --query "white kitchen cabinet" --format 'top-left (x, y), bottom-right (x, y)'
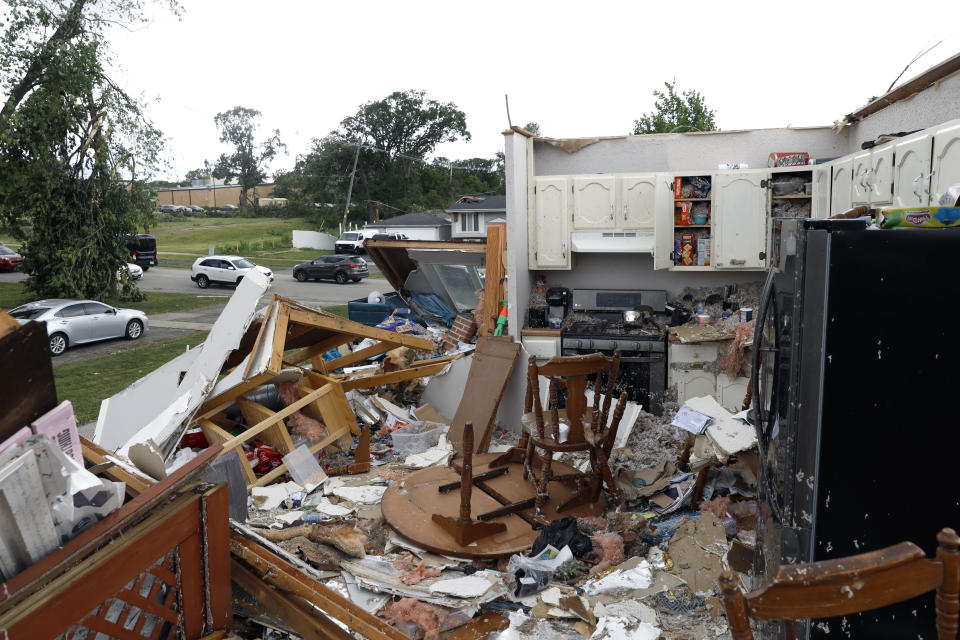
top-left (674, 369), bottom-right (717, 402)
top-left (712, 171), bottom-right (768, 269)
top-left (531, 177), bottom-right (570, 269)
top-left (717, 373), bottom-right (750, 413)
top-left (867, 142), bottom-right (894, 205)
top-left (830, 158), bottom-right (853, 215)
top-left (653, 173), bottom-right (676, 269)
top-left (812, 164), bottom-right (832, 217)
top-left (521, 335), bottom-right (560, 359)
top-left (619, 174), bottom-right (656, 229)
top-left (851, 151), bottom-right (872, 205)
top-left (572, 175), bottom-right (616, 230)
top-left (892, 130), bottom-right (933, 208)
top-left (931, 120), bottom-right (960, 205)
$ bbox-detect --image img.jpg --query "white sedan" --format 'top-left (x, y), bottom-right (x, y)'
top-left (119, 263), bottom-right (143, 281)
top-left (9, 299), bottom-right (149, 356)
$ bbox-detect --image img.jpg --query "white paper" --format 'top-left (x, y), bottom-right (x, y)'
top-left (331, 484), bottom-right (387, 504)
top-left (590, 616), bottom-right (660, 640)
top-left (671, 405), bottom-right (713, 434)
top-left (428, 572), bottom-right (497, 598)
top-left (251, 481), bottom-right (304, 510)
top-left (583, 560), bottom-right (653, 595)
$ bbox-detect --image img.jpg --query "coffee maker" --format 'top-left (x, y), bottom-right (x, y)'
top-left (546, 287), bottom-right (571, 319)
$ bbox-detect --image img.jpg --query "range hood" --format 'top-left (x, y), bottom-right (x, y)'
top-left (570, 230), bottom-right (655, 253)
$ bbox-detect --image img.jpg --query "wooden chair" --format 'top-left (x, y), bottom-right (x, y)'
top-left (492, 351), bottom-right (627, 517)
top-left (719, 527), bottom-right (960, 640)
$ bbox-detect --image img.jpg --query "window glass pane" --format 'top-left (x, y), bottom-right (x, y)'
top-left (84, 302), bottom-right (111, 315)
top-left (10, 306), bottom-right (48, 320)
top-left (56, 304), bottom-right (86, 318)
top-left (233, 258), bottom-right (254, 268)
top-left (200, 259), bottom-right (216, 267)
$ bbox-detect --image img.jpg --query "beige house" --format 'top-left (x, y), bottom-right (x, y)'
top-left (155, 183), bottom-right (275, 208)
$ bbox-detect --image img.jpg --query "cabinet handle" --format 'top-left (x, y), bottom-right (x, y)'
top-left (562, 243), bottom-right (566, 259)
top-left (731, 258), bottom-right (746, 266)
top-left (913, 173), bottom-right (925, 201)
top-left (623, 204), bottom-right (628, 221)
top-left (609, 204), bottom-right (614, 221)
top-left (925, 170), bottom-right (936, 197)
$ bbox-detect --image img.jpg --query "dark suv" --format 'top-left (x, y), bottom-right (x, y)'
top-left (292, 255), bottom-right (369, 284)
top-left (125, 234), bottom-right (157, 270)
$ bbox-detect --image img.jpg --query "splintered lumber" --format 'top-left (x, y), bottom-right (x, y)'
top-left (479, 221), bottom-right (506, 337)
top-left (230, 531), bottom-right (406, 640)
top-left (80, 437), bottom-right (151, 496)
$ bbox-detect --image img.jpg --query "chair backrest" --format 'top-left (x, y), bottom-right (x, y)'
top-left (524, 351), bottom-right (620, 443)
top-left (719, 527), bottom-right (960, 640)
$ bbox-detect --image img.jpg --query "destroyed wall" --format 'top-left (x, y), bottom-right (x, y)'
top-left (843, 63), bottom-right (960, 154)
top-left (532, 127), bottom-right (844, 176)
top-left (505, 131), bottom-right (534, 342)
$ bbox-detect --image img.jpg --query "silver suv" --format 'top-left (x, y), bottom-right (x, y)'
top-left (190, 255), bottom-right (273, 288)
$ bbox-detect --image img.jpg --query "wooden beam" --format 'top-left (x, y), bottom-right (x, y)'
top-left (230, 533), bottom-right (406, 640)
top-left (268, 304), bottom-right (291, 374)
top-left (198, 371), bottom-right (275, 420)
top-left (287, 308), bottom-right (434, 351)
top-left (219, 384), bottom-right (334, 452)
top-left (363, 239), bottom-right (486, 252)
top-left (242, 296), bottom-right (277, 378)
top-left (80, 437), bottom-right (151, 496)
top-left (339, 361), bottom-right (448, 391)
top-left (198, 419), bottom-right (257, 484)
top-left (480, 221), bottom-right (506, 337)
top-left (322, 342), bottom-right (393, 371)
top-left (237, 397), bottom-right (295, 455)
top-left (283, 334), bottom-right (357, 369)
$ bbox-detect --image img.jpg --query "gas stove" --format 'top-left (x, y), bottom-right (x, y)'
top-left (560, 289), bottom-right (668, 413)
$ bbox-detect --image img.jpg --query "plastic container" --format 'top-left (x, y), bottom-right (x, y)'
top-left (692, 212), bottom-right (709, 225)
top-left (391, 422), bottom-right (446, 455)
top-left (282, 444), bottom-right (327, 486)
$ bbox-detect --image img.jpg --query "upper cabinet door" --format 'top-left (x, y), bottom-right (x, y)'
top-left (812, 164), bottom-right (832, 217)
top-left (713, 171), bottom-right (768, 270)
top-left (892, 130), bottom-right (932, 208)
top-left (572, 176), bottom-right (617, 230)
top-left (653, 174), bottom-right (675, 270)
top-left (619, 174), bottom-right (656, 229)
top-left (830, 158), bottom-right (853, 215)
top-left (532, 177), bottom-right (570, 269)
top-left (851, 151), bottom-right (872, 205)
top-left (868, 142), bottom-right (894, 205)
top-left (932, 120), bottom-right (960, 206)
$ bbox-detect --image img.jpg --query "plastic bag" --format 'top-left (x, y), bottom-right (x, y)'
top-left (506, 545), bottom-right (574, 596)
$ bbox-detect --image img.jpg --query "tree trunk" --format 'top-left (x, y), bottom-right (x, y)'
top-left (0, 0), bottom-right (90, 137)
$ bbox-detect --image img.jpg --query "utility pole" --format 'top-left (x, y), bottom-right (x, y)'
top-left (342, 145), bottom-right (360, 230)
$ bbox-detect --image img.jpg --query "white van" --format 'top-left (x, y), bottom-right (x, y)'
top-left (335, 229), bottom-right (378, 254)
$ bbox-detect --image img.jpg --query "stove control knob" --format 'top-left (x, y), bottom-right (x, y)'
top-left (634, 341), bottom-right (642, 351)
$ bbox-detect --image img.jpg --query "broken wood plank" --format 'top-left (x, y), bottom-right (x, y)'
top-left (80, 436), bottom-right (151, 496)
top-left (283, 334), bottom-right (357, 369)
top-left (202, 483), bottom-right (233, 633)
top-left (250, 424), bottom-right (352, 489)
top-left (218, 384), bottom-right (337, 452)
top-left (339, 361), bottom-right (448, 392)
top-left (0, 320), bottom-right (57, 442)
top-left (479, 221), bottom-right (506, 337)
top-left (242, 296), bottom-right (277, 378)
top-left (199, 419), bottom-right (257, 484)
top-left (286, 308), bottom-right (433, 351)
top-left (268, 303), bottom-right (291, 375)
top-left (237, 397), bottom-right (295, 455)
top-left (323, 342), bottom-right (394, 371)
top-left (230, 532), bottom-right (407, 640)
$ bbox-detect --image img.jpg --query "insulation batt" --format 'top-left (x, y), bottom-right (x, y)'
top-left (589, 532), bottom-right (625, 576)
top-left (381, 597), bottom-right (451, 640)
top-left (287, 410), bottom-right (328, 441)
top-left (260, 524), bottom-right (367, 557)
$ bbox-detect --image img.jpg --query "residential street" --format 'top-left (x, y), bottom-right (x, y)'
top-left (0, 265), bottom-right (389, 308)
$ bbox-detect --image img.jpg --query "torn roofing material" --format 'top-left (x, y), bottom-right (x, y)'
top-left (97, 269), bottom-right (271, 456)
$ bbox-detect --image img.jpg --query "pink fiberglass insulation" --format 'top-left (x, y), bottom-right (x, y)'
top-left (275, 381), bottom-right (300, 406)
top-left (287, 411), bottom-right (328, 441)
top-left (381, 598), bottom-right (451, 640)
top-left (589, 531), bottom-right (625, 576)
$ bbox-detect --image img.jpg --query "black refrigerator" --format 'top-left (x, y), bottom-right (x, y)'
top-left (752, 217), bottom-right (960, 639)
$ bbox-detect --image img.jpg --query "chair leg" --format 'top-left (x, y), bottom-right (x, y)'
top-left (534, 450), bottom-right (553, 516)
top-left (718, 571), bottom-right (755, 640)
top-left (936, 527), bottom-right (960, 640)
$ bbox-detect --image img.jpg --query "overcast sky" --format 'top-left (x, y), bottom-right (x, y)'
top-left (107, 0), bottom-right (960, 181)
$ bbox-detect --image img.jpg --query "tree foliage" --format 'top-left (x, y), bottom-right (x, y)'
top-left (632, 81), bottom-right (717, 135)
top-left (0, 0), bottom-right (176, 300)
top-left (212, 106), bottom-right (284, 207)
top-left (184, 162), bottom-right (212, 184)
top-left (276, 91), bottom-right (500, 226)
top-left (523, 121), bottom-right (542, 136)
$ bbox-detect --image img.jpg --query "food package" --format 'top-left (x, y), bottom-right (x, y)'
top-left (677, 201), bottom-right (693, 225)
top-left (689, 176), bottom-right (711, 198)
top-left (680, 233), bottom-right (695, 266)
top-left (767, 152), bottom-right (810, 168)
top-left (674, 177), bottom-right (682, 198)
top-left (880, 207), bottom-right (960, 228)
top-left (697, 237), bottom-right (711, 266)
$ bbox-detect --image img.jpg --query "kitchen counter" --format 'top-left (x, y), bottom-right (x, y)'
top-left (521, 328), bottom-right (563, 337)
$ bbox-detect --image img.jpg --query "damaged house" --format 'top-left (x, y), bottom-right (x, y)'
top-left (1, 51), bottom-right (960, 640)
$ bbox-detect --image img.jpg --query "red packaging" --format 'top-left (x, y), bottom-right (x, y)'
top-left (674, 177), bottom-right (683, 198)
top-left (249, 440), bottom-right (284, 474)
top-left (680, 233), bottom-right (695, 266)
top-left (180, 427), bottom-right (209, 449)
top-left (677, 201), bottom-right (693, 225)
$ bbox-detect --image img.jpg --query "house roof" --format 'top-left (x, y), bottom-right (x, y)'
top-left (445, 195), bottom-right (506, 213)
top-left (365, 212), bottom-right (450, 228)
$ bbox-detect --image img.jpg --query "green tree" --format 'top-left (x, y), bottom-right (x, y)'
top-left (523, 121), bottom-right (542, 136)
top-left (632, 81), bottom-right (717, 134)
top-left (212, 106), bottom-right (284, 208)
top-left (183, 161), bottom-right (212, 185)
top-left (335, 90), bottom-right (470, 220)
top-left (0, 0), bottom-right (176, 300)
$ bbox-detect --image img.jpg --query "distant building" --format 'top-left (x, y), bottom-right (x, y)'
top-left (155, 183), bottom-right (275, 208)
top-left (446, 195), bottom-right (506, 239)
top-left (364, 212), bottom-right (452, 241)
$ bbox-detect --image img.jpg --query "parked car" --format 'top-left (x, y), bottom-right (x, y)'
top-left (9, 299), bottom-right (149, 356)
top-left (335, 230), bottom-right (378, 254)
top-left (189, 255), bottom-right (273, 288)
top-left (371, 233), bottom-right (409, 241)
top-left (293, 255), bottom-right (368, 284)
top-left (125, 233), bottom-right (156, 270)
top-left (218, 204), bottom-right (239, 211)
top-left (0, 245), bottom-right (24, 271)
top-left (188, 205), bottom-right (204, 213)
top-left (157, 204), bottom-right (178, 213)
top-left (119, 263), bottom-right (143, 281)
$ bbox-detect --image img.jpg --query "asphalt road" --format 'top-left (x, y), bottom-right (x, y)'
top-left (0, 266), bottom-right (392, 309)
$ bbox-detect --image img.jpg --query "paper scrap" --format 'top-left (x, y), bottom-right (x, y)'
top-left (671, 406), bottom-right (713, 434)
top-left (251, 481), bottom-right (304, 510)
top-left (428, 573), bottom-right (497, 598)
top-left (583, 560), bottom-right (653, 596)
top-left (331, 484), bottom-right (388, 504)
top-left (590, 616), bottom-right (660, 640)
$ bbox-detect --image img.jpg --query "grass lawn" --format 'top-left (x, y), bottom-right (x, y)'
top-left (54, 332), bottom-right (208, 424)
top-left (154, 217), bottom-right (308, 254)
top-left (54, 302), bottom-right (349, 424)
top-left (0, 281), bottom-right (225, 315)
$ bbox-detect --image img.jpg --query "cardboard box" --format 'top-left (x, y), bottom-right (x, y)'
top-left (697, 237), bottom-right (711, 266)
top-left (674, 177), bottom-right (683, 198)
top-left (678, 201), bottom-right (693, 225)
top-left (767, 152), bottom-right (810, 168)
